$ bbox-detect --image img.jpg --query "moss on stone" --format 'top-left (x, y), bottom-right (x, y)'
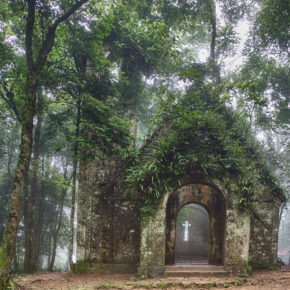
top-left (225, 258), bottom-right (249, 276)
top-left (73, 261), bottom-right (138, 274)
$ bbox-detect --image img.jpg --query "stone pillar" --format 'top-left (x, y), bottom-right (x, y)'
top-left (224, 208), bottom-right (251, 274)
top-left (139, 209), bottom-right (166, 276)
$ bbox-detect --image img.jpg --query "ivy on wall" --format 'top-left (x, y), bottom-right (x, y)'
top-left (125, 78), bottom-right (284, 211)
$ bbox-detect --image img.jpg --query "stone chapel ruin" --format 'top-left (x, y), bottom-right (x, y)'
top-left (75, 128), bottom-right (285, 276)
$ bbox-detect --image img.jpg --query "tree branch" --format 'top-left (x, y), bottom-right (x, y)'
top-left (54, 0), bottom-right (89, 27)
top-left (26, 0), bottom-right (36, 72)
top-left (36, 0), bottom-right (89, 73)
top-left (0, 81), bottom-right (22, 123)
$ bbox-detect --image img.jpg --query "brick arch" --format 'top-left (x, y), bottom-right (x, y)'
top-left (165, 184), bottom-right (226, 265)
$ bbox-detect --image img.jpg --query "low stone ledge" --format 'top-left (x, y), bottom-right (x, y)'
top-left (72, 262), bottom-right (138, 274)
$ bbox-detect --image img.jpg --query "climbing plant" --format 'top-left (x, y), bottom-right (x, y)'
top-left (125, 76), bottom-right (283, 211)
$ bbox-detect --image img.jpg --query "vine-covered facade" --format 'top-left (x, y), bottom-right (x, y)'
top-left (76, 152), bottom-right (284, 275)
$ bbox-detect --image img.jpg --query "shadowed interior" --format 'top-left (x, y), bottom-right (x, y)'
top-left (165, 184), bottom-right (225, 266)
top-left (175, 204), bottom-right (209, 265)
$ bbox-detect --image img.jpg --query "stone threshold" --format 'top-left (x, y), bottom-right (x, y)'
top-left (165, 265), bottom-right (229, 277)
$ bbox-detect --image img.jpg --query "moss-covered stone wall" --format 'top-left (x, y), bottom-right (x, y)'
top-left (224, 209), bottom-right (250, 274)
top-left (76, 155), bottom-right (140, 267)
top-left (248, 189), bottom-right (281, 269)
top-left (139, 209), bottom-right (166, 276)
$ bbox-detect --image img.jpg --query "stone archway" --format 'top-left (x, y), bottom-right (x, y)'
top-left (139, 181), bottom-right (251, 276)
top-left (165, 184), bottom-right (226, 265)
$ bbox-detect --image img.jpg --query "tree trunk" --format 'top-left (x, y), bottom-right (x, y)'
top-left (34, 157), bottom-right (45, 267)
top-left (13, 251), bottom-right (18, 273)
top-left (48, 168), bottom-right (68, 271)
top-left (208, 0), bottom-right (221, 88)
top-left (47, 223), bottom-right (53, 269)
top-left (24, 100), bottom-right (43, 273)
top-left (7, 122), bottom-right (19, 183)
top-left (70, 100), bottom-right (81, 267)
top-left (0, 75), bottom-right (37, 287)
top-left (0, 219), bottom-right (4, 245)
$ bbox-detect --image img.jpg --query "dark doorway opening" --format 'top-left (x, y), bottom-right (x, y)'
top-left (165, 184), bottom-right (225, 265)
top-left (175, 204), bottom-right (209, 265)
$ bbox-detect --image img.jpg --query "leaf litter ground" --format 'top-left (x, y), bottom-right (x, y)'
top-left (15, 266), bottom-right (290, 289)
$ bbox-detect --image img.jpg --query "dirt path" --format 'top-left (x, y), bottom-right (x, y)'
top-left (14, 267), bottom-right (290, 289)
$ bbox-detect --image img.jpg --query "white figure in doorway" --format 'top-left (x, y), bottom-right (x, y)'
top-left (183, 220), bottom-right (191, 241)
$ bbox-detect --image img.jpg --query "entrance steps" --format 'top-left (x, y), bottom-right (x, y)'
top-left (165, 265), bottom-right (229, 277)
top-left (175, 256), bottom-right (208, 265)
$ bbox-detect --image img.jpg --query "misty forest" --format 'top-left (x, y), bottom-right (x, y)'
top-left (0, 0), bottom-right (289, 289)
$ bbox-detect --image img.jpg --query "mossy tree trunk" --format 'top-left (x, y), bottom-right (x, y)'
top-left (24, 98), bottom-right (43, 273)
top-left (34, 158), bottom-right (45, 266)
top-left (0, 0), bottom-right (89, 287)
top-left (0, 74), bottom-right (37, 288)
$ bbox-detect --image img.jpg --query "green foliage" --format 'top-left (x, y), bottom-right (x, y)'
top-left (1, 26), bottom-right (13, 39)
top-left (125, 81), bottom-right (283, 210)
top-left (101, 283), bottom-right (113, 289)
top-left (266, 264), bottom-right (280, 271)
top-left (254, 0), bottom-right (289, 53)
top-left (237, 55), bottom-right (290, 130)
top-left (80, 94), bottom-right (132, 157)
top-left (0, 1), bottom-right (19, 40)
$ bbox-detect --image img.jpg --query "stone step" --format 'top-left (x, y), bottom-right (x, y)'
top-left (175, 257), bottom-right (208, 265)
top-left (165, 265), bottom-right (229, 277)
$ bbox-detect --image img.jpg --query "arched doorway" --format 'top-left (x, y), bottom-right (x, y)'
top-left (175, 204), bottom-right (209, 265)
top-left (139, 182), bottom-right (252, 276)
top-left (165, 184), bottom-right (225, 265)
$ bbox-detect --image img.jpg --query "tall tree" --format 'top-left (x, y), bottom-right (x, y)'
top-left (0, 0), bottom-right (89, 287)
top-left (23, 94), bottom-right (44, 273)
